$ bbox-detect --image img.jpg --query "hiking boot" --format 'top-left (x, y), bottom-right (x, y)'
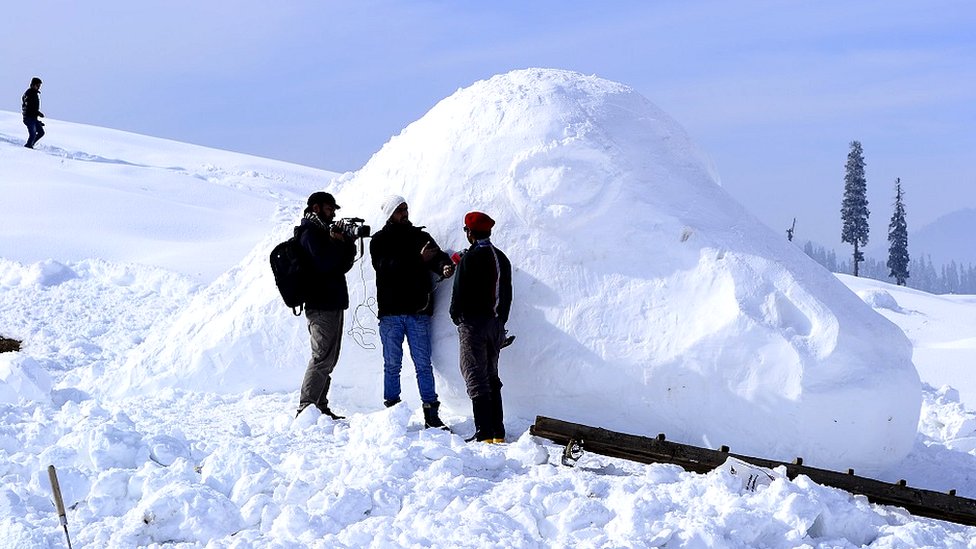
top-left (296, 403), bottom-right (345, 420)
top-left (466, 396), bottom-right (494, 441)
top-left (384, 398), bottom-right (401, 408)
top-left (319, 406), bottom-right (345, 420)
top-left (489, 388), bottom-right (505, 441)
top-left (422, 401), bottom-right (447, 429)
top-left (465, 434), bottom-right (502, 443)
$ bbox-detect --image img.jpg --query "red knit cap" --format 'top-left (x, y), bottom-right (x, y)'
top-left (464, 211), bottom-right (495, 233)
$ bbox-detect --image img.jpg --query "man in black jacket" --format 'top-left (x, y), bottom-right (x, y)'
top-left (22, 77), bottom-right (45, 148)
top-left (296, 191), bottom-right (357, 419)
top-left (370, 195), bottom-right (454, 428)
top-left (450, 211), bottom-right (513, 443)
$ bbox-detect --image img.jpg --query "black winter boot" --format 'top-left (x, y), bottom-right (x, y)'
top-left (465, 395), bottom-right (496, 442)
top-left (295, 402), bottom-right (345, 420)
top-left (489, 389), bottom-right (505, 443)
top-left (422, 401), bottom-right (447, 429)
top-left (317, 405), bottom-right (345, 420)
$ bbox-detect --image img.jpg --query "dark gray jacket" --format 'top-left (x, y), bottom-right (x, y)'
top-left (22, 88), bottom-right (42, 119)
top-left (450, 239), bottom-right (512, 325)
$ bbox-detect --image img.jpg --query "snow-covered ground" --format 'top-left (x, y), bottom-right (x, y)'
top-left (2, 70), bottom-right (976, 547)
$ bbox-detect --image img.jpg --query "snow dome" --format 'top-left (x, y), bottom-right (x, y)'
top-left (109, 69), bottom-right (921, 473)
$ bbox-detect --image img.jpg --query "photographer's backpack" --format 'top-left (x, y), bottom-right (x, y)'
top-left (269, 226), bottom-right (309, 316)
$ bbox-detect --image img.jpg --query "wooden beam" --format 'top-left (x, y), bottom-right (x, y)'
top-left (529, 415), bottom-right (976, 527)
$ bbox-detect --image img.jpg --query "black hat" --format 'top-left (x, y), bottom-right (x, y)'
top-left (305, 191), bottom-right (340, 212)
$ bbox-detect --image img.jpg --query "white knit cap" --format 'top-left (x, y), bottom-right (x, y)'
top-left (380, 194), bottom-right (407, 221)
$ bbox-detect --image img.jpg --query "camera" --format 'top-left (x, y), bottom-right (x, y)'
top-left (331, 217), bottom-right (371, 240)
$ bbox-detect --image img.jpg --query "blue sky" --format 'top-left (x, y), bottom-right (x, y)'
top-left (4, 1), bottom-right (974, 250)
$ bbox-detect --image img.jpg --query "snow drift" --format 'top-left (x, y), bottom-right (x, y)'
top-left (100, 69), bottom-right (920, 472)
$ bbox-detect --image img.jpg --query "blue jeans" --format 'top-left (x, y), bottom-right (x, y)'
top-left (24, 118), bottom-right (44, 147)
top-left (379, 314), bottom-right (438, 404)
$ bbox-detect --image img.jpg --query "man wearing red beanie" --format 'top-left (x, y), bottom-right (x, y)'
top-left (450, 211), bottom-right (513, 443)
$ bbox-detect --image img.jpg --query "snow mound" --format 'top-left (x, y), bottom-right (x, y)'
top-left (100, 69), bottom-right (920, 472)
top-left (856, 288), bottom-right (904, 313)
top-left (23, 260), bottom-right (78, 287)
top-left (0, 354), bottom-right (52, 405)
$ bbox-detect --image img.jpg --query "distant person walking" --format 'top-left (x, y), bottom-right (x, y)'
top-left (22, 77), bottom-right (45, 149)
top-left (296, 191), bottom-right (357, 420)
top-left (370, 195), bottom-right (454, 428)
top-left (450, 211), bottom-right (513, 443)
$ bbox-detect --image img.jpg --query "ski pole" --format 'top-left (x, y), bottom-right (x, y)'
top-left (47, 465), bottom-right (73, 549)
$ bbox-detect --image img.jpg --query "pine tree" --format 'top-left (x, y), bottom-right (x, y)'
top-left (840, 141), bottom-right (870, 276)
top-left (947, 261), bottom-right (960, 293)
top-left (886, 178), bottom-right (910, 285)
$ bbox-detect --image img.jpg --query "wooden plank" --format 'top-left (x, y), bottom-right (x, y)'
top-left (529, 416), bottom-right (976, 527)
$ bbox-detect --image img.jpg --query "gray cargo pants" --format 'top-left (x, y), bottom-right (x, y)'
top-left (458, 316), bottom-right (505, 399)
top-left (299, 308), bottom-right (344, 411)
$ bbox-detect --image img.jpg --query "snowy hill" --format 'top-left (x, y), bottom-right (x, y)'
top-left (910, 208), bottom-right (976, 267)
top-left (1, 70), bottom-right (975, 547)
top-left (0, 110), bottom-right (336, 283)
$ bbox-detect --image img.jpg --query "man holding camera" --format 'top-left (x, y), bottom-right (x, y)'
top-left (296, 191), bottom-right (357, 419)
top-left (450, 211), bottom-right (512, 443)
top-left (370, 195), bottom-right (454, 428)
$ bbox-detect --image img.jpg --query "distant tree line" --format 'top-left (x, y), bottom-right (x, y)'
top-left (803, 242), bottom-right (976, 294)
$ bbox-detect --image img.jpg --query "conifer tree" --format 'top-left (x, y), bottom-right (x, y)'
top-left (840, 141), bottom-right (870, 276)
top-left (886, 178), bottom-right (909, 285)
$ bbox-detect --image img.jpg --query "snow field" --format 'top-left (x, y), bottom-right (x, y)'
top-left (2, 68), bottom-right (976, 546)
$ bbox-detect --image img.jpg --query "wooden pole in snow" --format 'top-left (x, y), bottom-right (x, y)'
top-left (47, 465), bottom-right (73, 549)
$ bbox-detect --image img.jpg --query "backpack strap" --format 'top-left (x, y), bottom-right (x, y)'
top-left (293, 224), bottom-right (308, 317)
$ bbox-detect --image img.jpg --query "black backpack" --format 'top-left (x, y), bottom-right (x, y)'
top-left (270, 226), bottom-right (309, 316)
